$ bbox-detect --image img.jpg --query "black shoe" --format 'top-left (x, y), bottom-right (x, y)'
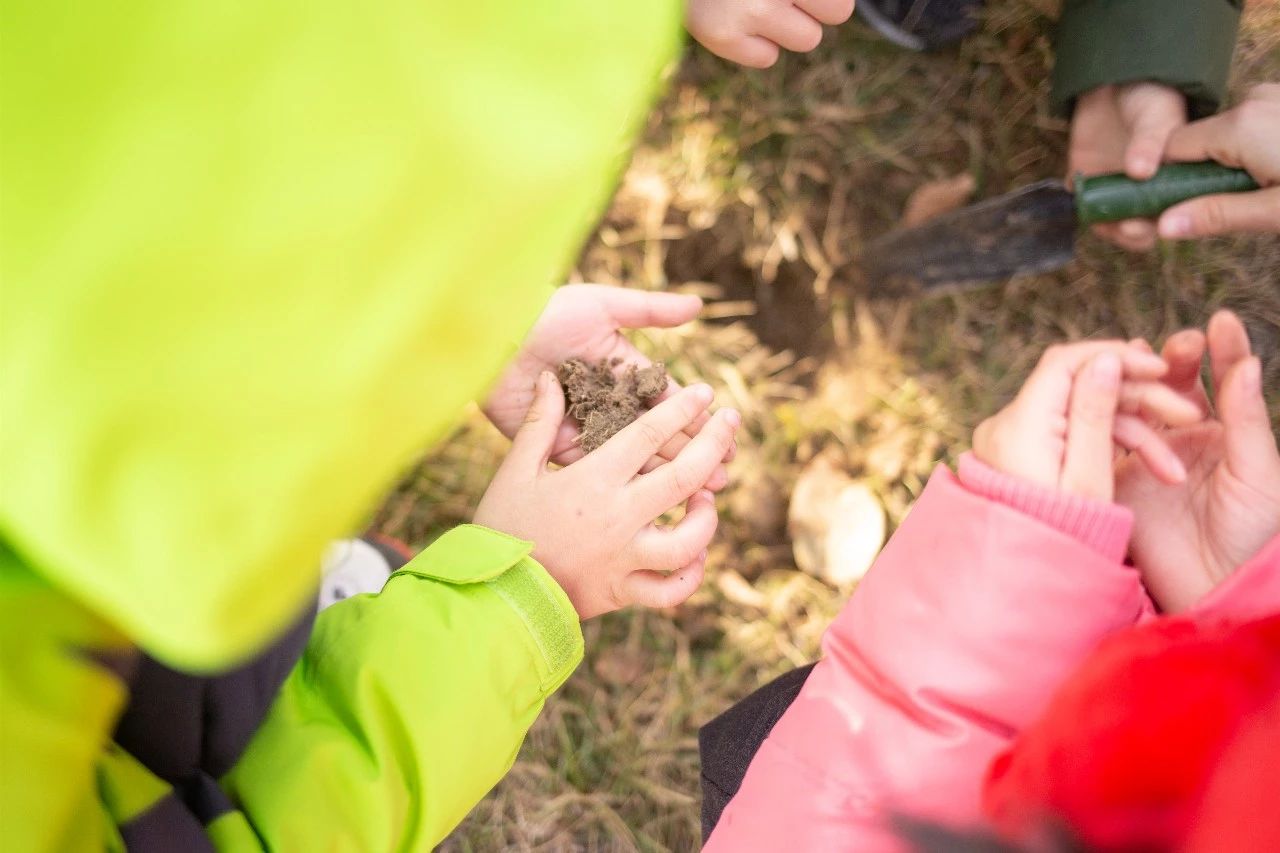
top-left (856, 0), bottom-right (985, 51)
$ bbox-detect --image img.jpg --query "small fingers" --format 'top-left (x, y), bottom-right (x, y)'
top-left (636, 490), bottom-right (719, 571)
top-left (1207, 310), bottom-right (1254, 396)
top-left (1112, 414), bottom-right (1188, 484)
top-left (1020, 341), bottom-right (1167, 413)
top-left (634, 408), bottom-right (741, 515)
top-left (1060, 353), bottom-right (1123, 499)
top-left (1118, 380), bottom-right (1207, 427)
top-left (796, 0), bottom-right (855, 26)
top-left (619, 556), bottom-right (708, 610)
top-left (599, 384), bottom-right (715, 474)
top-left (717, 34), bottom-right (781, 68)
top-left (650, 415), bottom-right (738, 467)
top-left (600, 287), bottom-right (703, 329)
top-left (1093, 220), bottom-right (1157, 252)
top-left (640, 454), bottom-right (731, 491)
top-left (1118, 83), bottom-right (1186, 179)
top-left (1035, 341), bottom-right (1169, 379)
top-left (650, 379), bottom-right (726, 459)
top-left (759, 7), bottom-right (824, 52)
top-left (1159, 329), bottom-right (1208, 398)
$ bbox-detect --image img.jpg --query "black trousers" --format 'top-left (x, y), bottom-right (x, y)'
top-left (698, 663), bottom-right (814, 842)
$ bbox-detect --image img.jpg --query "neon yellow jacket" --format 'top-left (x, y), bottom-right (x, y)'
top-left (0, 1), bottom-right (680, 847)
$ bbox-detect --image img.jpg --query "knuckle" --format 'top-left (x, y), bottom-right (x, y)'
top-left (1198, 197), bottom-right (1229, 233)
top-left (668, 466), bottom-right (699, 500)
top-left (634, 419), bottom-right (666, 452)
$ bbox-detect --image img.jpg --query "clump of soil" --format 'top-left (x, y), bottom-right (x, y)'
top-left (557, 358), bottom-right (668, 453)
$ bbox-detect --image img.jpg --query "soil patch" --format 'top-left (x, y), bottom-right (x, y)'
top-left (557, 358), bottom-right (668, 453)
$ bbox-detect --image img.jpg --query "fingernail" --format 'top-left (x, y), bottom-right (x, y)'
top-left (697, 489), bottom-right (715, 501)
top-left (1160, 214), bottom-right (1191, 238)
top-left (539, 370), bottom-right (556, 389)
top-left (722, 408), bottom-right (742, 428)
top-left (1167, 453), bottom-right (1188, 483)
top-left (691, 384), bottom-right (714, 404)
top-left (1091, 353), bottom-right (1122, 384)
top-left (1120, 220), bottom-right (1149, 239)
top-left (699, 549), bottom-right (709, 562)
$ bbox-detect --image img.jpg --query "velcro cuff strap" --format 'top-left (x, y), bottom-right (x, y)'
top-left (392, 524), bottom-right (582, 690)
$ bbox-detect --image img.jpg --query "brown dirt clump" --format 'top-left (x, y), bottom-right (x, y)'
top-left (557, 358), bottom-right (668, 453)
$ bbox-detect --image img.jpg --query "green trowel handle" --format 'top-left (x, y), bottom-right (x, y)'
top-left (1075, 161), bottom-right (1259, 225)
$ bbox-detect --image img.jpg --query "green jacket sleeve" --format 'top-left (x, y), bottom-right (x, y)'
top-left (1051, 0), bottom-right (1243, 118)
top-left (221, 525), bottom-right (584, 849)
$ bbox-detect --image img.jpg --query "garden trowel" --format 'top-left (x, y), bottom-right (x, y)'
top-left (863, 162), bottom-right (1259, 292)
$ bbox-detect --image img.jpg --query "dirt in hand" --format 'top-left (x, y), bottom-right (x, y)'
top-left (557, 358), bottom-right (668, 453)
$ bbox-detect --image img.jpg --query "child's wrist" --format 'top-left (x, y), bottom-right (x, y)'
top-left (958, 452), bottom-right (1134, 562)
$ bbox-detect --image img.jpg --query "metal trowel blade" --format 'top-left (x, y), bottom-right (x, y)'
top-left (862, 180), bottom-right (1078, 292)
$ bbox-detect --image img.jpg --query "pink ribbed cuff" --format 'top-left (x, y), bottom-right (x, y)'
top-left (958, 452), bottom-right (1133, 563)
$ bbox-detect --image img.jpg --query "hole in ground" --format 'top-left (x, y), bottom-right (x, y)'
top-left (665, 227), bottom-right (832, 360)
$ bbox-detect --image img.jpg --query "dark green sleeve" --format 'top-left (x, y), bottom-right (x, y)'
top-left (1051, 0), bottom-right (1243, 119)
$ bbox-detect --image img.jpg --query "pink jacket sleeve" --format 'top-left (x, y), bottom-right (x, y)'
top-left (705, 463), bottom-right (1150, 852)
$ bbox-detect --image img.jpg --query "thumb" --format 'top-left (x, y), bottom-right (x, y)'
top-left (601, 286), bottom-right (703, 329)
top-left (1158, 187), bottom-right (1280, 239)
top-left (507, 371), bottom-right (566, 475)
top-left (1217, 356), bottom-right (1280, 483)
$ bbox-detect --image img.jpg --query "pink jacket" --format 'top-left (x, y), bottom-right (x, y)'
top-left (706, 456), bottom-right (1280, 852)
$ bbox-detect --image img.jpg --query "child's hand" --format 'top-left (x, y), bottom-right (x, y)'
top-left (1116, 311), bottom-right (1280, 612)
top-left (686, 0), bottom-right (854, 69)
top-left (475, 374), bottom-right (741, 620)
top-left (1067, 82), bottom-right (1188, 251)
top-left (973, 342), bottom-right (1204, 500)
top-left (1157, 84), bottom-right (1280, 239)
top-left (484, 284), bottom-right (732, 491)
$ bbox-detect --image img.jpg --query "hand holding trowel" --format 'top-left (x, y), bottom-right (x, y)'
top-left (863, 161), bottom-right (1259, 291)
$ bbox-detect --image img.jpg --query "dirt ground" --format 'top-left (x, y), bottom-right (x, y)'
top-left (375, 4), bottom-right (1280, 850)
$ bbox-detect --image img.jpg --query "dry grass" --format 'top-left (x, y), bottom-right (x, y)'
top-left (376, 4), bottom-right (1280, 850)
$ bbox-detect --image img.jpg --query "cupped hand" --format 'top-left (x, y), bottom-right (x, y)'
top-left (484, 284), bottom-right (733, 489)
top-left (475, 375), bottom-right (742, 620)
top-left (973, 341), bottom-right (1203, 500)
top-left (1116, 311), bottom-right (1280, 612)
top-left (686, 0), bottom-right (854, 69)
top-left (1158, 83), bottom-right (1280, 239)
top-left (1068, 82), bottom-right (1187, 251)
